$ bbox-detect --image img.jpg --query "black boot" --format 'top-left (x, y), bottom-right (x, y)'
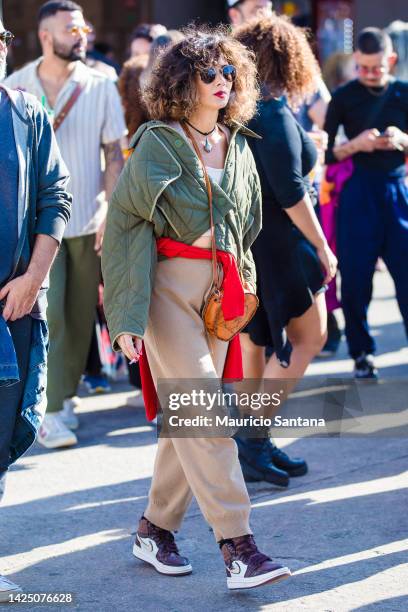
top-left (265, 440), bottom-right (308, 477)
top-left (234, 436), bottom-right (289, 488)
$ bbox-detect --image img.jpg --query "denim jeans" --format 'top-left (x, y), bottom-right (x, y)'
top-left (11, 318), bottom-right (48, 465)
top-left (0, 314), bottom-right (19, 386)
top-left (0, 316), bottom-right (32, 473)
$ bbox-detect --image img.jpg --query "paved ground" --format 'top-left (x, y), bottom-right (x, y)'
top-left (1, 269), bottom-right (407, 611)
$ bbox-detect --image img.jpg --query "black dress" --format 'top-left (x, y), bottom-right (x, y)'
top-left (245, 97), bottom-right (324, 365)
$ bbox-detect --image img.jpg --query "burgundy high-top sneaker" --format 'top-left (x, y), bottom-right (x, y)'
top-left (220, 535), bottom-right (291, 590)
top-left (133, 517), bottom-right (192, 576)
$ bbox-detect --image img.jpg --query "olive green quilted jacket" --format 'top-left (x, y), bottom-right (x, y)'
top-left (101, 120), bottom-right (262, 349)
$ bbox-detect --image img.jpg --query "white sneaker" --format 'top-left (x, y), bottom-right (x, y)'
top-left (0, 575), bottom-right (23, 603)
top-left (37, 414), bottom-right (78, 449)
top-left (61, 397), bottom-right (81, 430)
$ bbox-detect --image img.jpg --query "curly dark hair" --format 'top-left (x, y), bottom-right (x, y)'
top-left (118, 54), bottom-right (150, 136)
top-left (142, 25), bottom-right (259, 125)
top-left (234, 14), bottom-right (320, 109)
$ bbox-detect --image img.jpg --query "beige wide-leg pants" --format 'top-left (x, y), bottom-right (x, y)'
top-left (143, 257), bottom-right (252, 542)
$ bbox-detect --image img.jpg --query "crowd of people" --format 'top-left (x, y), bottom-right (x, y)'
top-left (0, 0), bottom-right (407, 599)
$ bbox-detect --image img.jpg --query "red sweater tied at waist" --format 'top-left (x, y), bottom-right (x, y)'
top-left (139, 237), bottom-right (244, 421)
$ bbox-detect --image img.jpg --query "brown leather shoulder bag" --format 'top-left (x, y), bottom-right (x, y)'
top-left (181, 122), bottom-right (258, 342)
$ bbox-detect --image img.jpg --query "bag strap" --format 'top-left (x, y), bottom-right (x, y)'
top-left (53, 82), bottom-right (84, 132)
top-left (181, 121), bottom-right (219, 290)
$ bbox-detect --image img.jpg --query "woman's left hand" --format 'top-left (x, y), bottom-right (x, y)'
top-left (317, 243), bottom-right (338, 285)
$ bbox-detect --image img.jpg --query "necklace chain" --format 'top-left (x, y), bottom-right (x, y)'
top-left (184, 119), bottom-right (217, 137)
top-left (367, 81), bottom-right (390, 97)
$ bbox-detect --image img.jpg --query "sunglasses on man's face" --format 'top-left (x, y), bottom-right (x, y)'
top-left (66, 24), bottom-right (93, 37)
top-left (0, 31), bottom-right (14, 47)
top-left (199, 64), bottom-right (236, 84)
top-left (357, 64), bottom-right (387, 77)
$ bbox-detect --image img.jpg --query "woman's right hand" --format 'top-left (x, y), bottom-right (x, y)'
top-left (117, 334), bottom-right (143, 363)
top-left (317, 243), bottom-right (338, 285)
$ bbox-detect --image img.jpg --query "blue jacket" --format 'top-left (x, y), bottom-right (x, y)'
top-left (0, 84), bottom-right (71, 464)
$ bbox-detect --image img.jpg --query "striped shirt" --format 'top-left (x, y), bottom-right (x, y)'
top-left (4, 58), bottom-right (127, 238)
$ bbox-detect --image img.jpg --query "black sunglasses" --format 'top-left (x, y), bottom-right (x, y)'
top-left (0, 31), bottom-right (14, 47)
top-left (199, 64), bottom-right (236, 84)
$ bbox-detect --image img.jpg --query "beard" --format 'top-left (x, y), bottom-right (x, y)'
top-left (52, 38), bottom-right (86, 62)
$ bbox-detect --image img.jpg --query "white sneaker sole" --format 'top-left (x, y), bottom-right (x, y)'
top-left (227, 566), bottom-right (291, 590)
top-left (37, 434), bottom-right (77, 449)
top-left (132, 543), bottom-right (192, 576)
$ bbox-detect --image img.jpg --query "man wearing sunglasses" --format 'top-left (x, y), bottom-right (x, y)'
top-left (4, 1), bottom-right (127, 448)
top-left (0, 16), bottom-right (72, 601)
top-left (227, 0), bottom-right (273, 27)
top-left (325, 28), bottom-right (408, 379)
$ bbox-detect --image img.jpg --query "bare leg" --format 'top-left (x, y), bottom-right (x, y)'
top-left (264, 292), bottom-right (327, 396)
top-left (240, 332), bottom-right (265, 379)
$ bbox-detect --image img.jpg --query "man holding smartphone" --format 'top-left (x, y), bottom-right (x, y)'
top-left (324, 27), bottom-right (408, 378)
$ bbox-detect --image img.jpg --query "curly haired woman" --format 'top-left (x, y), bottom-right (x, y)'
top-left (233, 15), bottom-right (337, 481)
top-left (102, 26), bottom-right (291, 590)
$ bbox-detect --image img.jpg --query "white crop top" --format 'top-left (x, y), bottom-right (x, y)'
top-left (206, 166), bottom-right (224, 185)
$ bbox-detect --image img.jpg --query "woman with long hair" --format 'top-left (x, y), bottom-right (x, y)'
top-left (102, 26), bottom-right (291, 590)
top-left (233, 15), bottom-right (337, 481)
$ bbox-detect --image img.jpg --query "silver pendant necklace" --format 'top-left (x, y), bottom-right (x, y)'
top-left (184, 120), bottom-right (217, 153)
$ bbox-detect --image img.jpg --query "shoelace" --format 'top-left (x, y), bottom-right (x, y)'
top-left (150, 525), bottom-right (179, 555)
top-left (270, 446), bottom-right (289, 460)
top-left (233, 535), bottom-right (271, 569)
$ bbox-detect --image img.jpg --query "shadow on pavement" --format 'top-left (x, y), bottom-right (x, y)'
top-left (1, 436), bottom-right (407, 611)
